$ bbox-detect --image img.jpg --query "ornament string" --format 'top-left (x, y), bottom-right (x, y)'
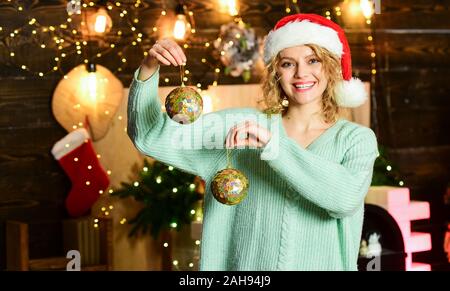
top-left (226, 148), bottom-right (233, 169)
top-left (179, 64), bottom-right (185, 87)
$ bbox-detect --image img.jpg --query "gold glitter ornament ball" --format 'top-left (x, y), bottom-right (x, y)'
top-left (211, 168), bottom-right (249, 205)
top-left (165, 86), bottom-right (203, 124)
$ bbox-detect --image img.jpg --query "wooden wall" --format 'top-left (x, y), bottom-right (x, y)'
top-left (0, 0), bottom-right (449, 270)
top-left (372, 0), bottom-right (450, 270)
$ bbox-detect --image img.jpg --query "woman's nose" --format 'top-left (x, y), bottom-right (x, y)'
top-left (294, 63), bottom-right (309, 78)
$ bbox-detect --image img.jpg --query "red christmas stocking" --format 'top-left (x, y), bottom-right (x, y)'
top-left (51, 128), bottom-right (110, 217)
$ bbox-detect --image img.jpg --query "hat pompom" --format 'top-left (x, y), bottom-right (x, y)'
top-left (334, 77), bottom-right (367, 108)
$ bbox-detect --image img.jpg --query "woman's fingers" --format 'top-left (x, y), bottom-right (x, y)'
top-left (233, 122), bottom-right (271, 145)
top-left (167, 45), bottom-right (184, 65)
top-left (151, 39), bottom-right (186, 66)
top-left (225, 121), bottom-right (271, 149)
top-left (159, 38), bottom-right (186, 65)
top-left (149, 49), bottom-right (171, 66)
top-left (153, 43), bottom-right (178, 66)
top-left (175, 45), bottom-right (187, 64)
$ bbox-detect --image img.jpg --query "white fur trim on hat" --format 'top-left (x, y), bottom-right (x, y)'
top-left (264, 20), bottom-right (343, 64)
top-left (51, 128), bottom-right (90, 160)
top-left (334, 78), bottom-right (368, 108)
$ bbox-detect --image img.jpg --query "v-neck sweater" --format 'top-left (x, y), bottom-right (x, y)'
top-left (127, 67), bottom-right (380, 271)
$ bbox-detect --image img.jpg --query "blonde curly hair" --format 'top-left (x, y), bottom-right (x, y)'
top-left (260, 44), bottom-right (343, 124)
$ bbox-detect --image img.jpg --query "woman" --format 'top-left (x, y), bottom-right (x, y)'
top-left (127, 13), bottom-right (379, 271)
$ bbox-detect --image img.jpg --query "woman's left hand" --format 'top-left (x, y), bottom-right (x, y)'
top-left (225, 121), bottom-right (272, 149)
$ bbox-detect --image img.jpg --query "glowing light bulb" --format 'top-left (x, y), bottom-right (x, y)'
top-left (360, 0), bottom-right (374, 19)
top-left (94, 14), bottom-right (107, 33)
top-left (220, 0), bottom-right (239, 16)
top-left (173, 14), bottom-right (188, 40)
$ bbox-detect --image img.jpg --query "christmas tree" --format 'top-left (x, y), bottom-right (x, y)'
top-left (112, 159), bottom-right (203, 239)
top-left (371, 146), bottom-right (404, 187)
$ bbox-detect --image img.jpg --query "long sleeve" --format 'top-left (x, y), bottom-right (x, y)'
top-left (260, 124), bottom-right (379, 218)
top-left (127, 67), bottom-right (219, 179)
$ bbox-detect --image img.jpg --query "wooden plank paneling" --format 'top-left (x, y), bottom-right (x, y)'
top-left (385, 109), bottom-right (450, 147)
top-left (383, 70), bottom-right (450, 110)
top-left (376, 33), bottom-right (450, 68)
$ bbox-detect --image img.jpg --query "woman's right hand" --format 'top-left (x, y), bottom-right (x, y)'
top-left (143, 38), bottom-right (187, 68)
top-left (138, 38), bottom-right (187, 81)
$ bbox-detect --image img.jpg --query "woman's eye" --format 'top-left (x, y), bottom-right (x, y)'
top-left (281, 62), bottom-right (293, 68)
top-left (309, 58), bottom-right (320, 64)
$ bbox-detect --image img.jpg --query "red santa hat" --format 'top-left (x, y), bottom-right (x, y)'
top-left (263, 13), bottom-right (367, 108)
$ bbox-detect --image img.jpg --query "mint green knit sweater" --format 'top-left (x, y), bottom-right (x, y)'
top-left (127, 67), bottom-right (379, 271)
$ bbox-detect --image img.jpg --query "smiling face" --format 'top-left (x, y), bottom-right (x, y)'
top-left (276, 45), bottom-right (328, 107)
